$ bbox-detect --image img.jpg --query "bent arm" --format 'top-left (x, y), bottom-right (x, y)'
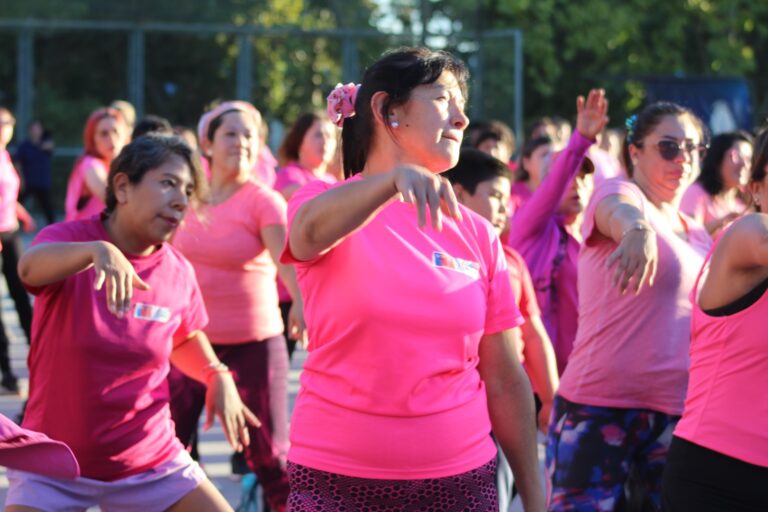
top-left (263, 224), bottom-right (301, 301)
top-left (171, 330), bottom-right (226, 384)
top-left (289, 173), bottom-right (397, 261)
top-left (83, 162), bottom-right (108, 202)
top-left (18, 241), bottom-right (101, 287)
top-left (593, 193), bottom-right (650, 243)
top-left (478, 329), bottom-right (545, 512)
top-left (520, 315), bottom-right (559, 406)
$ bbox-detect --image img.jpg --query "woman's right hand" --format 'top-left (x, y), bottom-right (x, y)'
top-left (90, 241), bottom-right (151, 317)
top-left (391, 165), bottom-right (462, 230)
top-left (605, 223), bottom-right (658, 294)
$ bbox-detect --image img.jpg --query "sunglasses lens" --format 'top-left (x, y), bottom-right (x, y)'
top-left (658, 140), bottom-right (680, 161)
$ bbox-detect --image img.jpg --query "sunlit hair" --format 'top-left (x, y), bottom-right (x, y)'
top-left (104, 134), bottom-right (208, 214)
top-left (340, 47), bottom-right (469, 178)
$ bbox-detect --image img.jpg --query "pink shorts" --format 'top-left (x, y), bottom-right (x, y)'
top-left (5, 449), bottom-right (207, 511)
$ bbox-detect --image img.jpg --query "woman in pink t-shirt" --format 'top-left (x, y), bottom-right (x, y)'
top-left (547, 103), bottom-right (712, 511)
top-left (274, 111), bottom-right (337, 358)
top-left (171, 101), bottom-right (304, 512)
top-left (8, 135), bottom-right (257, 511)
top-left (661, 127), bottom-right (768, 511)
top-left (282, 48), bottom-right (545, 512)
top-left (65, 107), bottom-right (128, 221)
top-left (508, 135), bottom-right (552, 217)
top-left (0, 107), bottom-right (35, 393)
top-left (680, 130), bottom-right (753, 235)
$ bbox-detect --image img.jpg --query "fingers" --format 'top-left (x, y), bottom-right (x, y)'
top-left (107, 274), bottom-right (118, 315)
top-left (576, 95), bottom-right (585, 114)
top-left (439, 178), bottom-right (463, 221)
top-left (426, 180), bottom-right (442, 231)
top-left (413, 185), bottom-right (427, 228)
top-left (93, 269), bottom-right (106, 291)
top-left (132, 273), bottom-right (151, 291)
top-left (203, 400), bottom-right (214, 432)
top-left (243, 406), bottom-right (262, 428)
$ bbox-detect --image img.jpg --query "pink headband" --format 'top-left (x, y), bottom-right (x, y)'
top-left (327, 83), bottom-right (360, 127)
top-left (197, 101), bottom-right (262, 154)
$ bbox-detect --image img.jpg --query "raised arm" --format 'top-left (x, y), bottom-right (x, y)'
top-left (289, 165), bottom-right (461, 261)
top-left (18, 241), bottom-right (149, 316)
top-left (509, 89), bottom-right (608, 243)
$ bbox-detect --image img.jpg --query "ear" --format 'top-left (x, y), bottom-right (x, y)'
top-left (369, 91), bottom-right (391, 128)
top-left (628, 143), bottom-right (640, 165)
top-left (112, 172), bottom-right (132, 206)
top-left (452, 183), bottom-right (468, 204)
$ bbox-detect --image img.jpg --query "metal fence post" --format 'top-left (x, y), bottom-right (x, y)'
top-left (514, 29), bottom-right (524, 144)
top-left (127, 29), bottom-right (145, 118)
top-left (16, 28), bottom-right (34, 132)
top-left (236, 33), bottom-right (252, 101)
top-left (341, 35), bottom-right (359, 83)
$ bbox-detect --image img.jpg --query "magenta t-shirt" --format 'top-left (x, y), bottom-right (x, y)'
top-left (22, 217), bottom-right (209, 481)
top-left (0, 150), bottom-right (20, 232)
top-left (281, 178), bottom-right (523, 479)
top-left (674, 233), bottom-right (768, 467)
top-left (558, 179), bottom-right (711, 415)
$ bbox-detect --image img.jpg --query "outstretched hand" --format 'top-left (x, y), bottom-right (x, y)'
top-left (392, 165), bottom-right (463, 230)
top-left (91, 241), bottom-right (151, 317)
top-left (576, 89), bottom-right (609, 140)
top-left (204, 372), bottom-right (262, 453)
top-left (605, 224), bottom-right (658, 295)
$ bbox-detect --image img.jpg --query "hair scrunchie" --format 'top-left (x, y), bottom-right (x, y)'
top-left (327, 83), bottom-right (360, 127)
top-left (625, 114), bottom-right (638, 144)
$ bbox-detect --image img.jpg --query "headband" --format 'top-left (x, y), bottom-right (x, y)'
top-left (197, 101), bottom-right (262, 154)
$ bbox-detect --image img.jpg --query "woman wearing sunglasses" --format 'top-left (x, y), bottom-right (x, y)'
top-left (661, 127), bottom-right (768, 511)
top-left (681, 131), bottom-right (753, 235)
top-left (546, 102), bottom-right (712, 511)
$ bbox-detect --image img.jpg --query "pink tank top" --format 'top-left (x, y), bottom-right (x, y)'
top-left (674, 235), bottom-right (768, 467)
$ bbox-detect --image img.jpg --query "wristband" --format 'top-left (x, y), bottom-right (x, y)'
top-left (621, 221), bottom-right (652, 239)
top-left (203, 361), bottom-right (231, 382)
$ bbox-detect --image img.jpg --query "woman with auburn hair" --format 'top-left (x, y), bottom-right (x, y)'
top-left (65, 107), bottom-right (128, 221)
top-left (283, 47), bottom-right (545, 512)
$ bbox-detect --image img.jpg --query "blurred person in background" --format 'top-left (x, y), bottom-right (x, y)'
top-left (15, 120), bottom-right (55, 226)
top-left (131, 114), bottom-right (173, 140)
top-left (110, 99), bottom-right (136, 145)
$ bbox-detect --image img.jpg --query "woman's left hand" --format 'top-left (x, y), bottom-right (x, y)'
top-left (287, 299), bottom-right (308, 349)
top-left (575, 89), bottom-right (609, 140)
top-left (204, 372), bottom-right (262, 452)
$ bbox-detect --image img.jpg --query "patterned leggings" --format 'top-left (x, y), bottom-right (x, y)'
top-left (545, 396), bottom-right (679, 512)
top-left (287, 458), bottom-right (498, 511)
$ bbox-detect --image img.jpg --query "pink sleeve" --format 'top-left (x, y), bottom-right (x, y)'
top-left (253, 186), bottom-right (288, 230)
top-left (280, 180), bottom-right (335, 264)
top-left (581, 178), bottom-right (646, 244)
top-left (679, 183), bottom-right (707, 224)
top-left (484, 224), bottom-right (525, 334)
top-left (509, 131), bottom-right (593, 245)
top-left (274, 165), bottom-right (305, 193)
top-left (25, 222), bottom-right (85, 295)
top-left (175, 261), bottom-right (210, 339)
top-left (516, 256), bottom-right (541, 319)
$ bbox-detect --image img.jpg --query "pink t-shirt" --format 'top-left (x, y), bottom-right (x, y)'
top-left (253, 146), bottom-right (277, 188)
top-left (508, 181), bottom-right (533, 219)
top-left (173, 179), bottom-right (286, 344)
top-left (22, 217), bottom-right (208, 481)
top-left (64, 155), bottom-right (108, 221)
top-left (558, 178), bottom-right (711, 415)
top-left (680, 181), bottom-right (746, 228)
top-left (282, 178), bottom-right (523, 479)
top-left (505, 246), bottom-right (540, 365)
top-left (674, 235), bottom-right (768, 467)
top-left (273, 162), bottom-right (338, 302)
top-left (0, 150), bottom-right (20, 232)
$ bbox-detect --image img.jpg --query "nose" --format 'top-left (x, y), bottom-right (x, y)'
top-left (452, 104), bottom-right (469, 131)
top-left (171, 188), bottom-right (189, 211)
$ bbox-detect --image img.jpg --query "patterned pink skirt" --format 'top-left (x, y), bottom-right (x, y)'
top-left (287, 458), bottom-right (498, 511)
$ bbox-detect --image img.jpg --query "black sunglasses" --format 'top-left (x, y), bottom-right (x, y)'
top-left (636, 139), bottom-right (707, 162)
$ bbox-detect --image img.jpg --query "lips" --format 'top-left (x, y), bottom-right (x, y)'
top-left (442, 133), bottom-right (461, 143)
top-left (158, 215), bottom-right (181, 228)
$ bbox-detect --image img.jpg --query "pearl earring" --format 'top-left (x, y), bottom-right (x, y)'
top-left (390, 121), bottom-right (400, 128)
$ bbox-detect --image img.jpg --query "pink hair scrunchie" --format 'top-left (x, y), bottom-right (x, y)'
top-left (327, 83), bottom-right (360, 127)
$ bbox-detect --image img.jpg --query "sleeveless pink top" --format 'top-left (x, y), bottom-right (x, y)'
top-left (674, 232), bottom-right (768, 467)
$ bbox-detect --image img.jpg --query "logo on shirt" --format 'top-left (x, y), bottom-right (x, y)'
top-left (133, 303), bottom-right (171, 323)
top-left (432, 252), bottom-right (480, 279)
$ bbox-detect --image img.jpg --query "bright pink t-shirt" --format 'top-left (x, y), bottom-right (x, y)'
top-left (22, 217), bottom-right (209, 481)
top-left (674, 234), bottom-right (768, 467)
top-left (680, 181), bottom-right (746, 228)
top-left (282, 178), bottom-right (523, 479)
top-left (558, 178), bottom-right (711, 415)
top-left (64, 155), bottom-right (108, 221)
top-left (0, 150), bottom-right (20, 232)
top-left (505, 246), bottom-right (541, 365)
top-left (173, 179), bottom-right (286, 344)
top-left (508, 181), bottom-right (533, 219)
top-left (273, 162), bottom-right (337, 302)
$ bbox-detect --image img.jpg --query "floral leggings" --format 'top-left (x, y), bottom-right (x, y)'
top-left (545, 396), bottom-right (679, 512)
